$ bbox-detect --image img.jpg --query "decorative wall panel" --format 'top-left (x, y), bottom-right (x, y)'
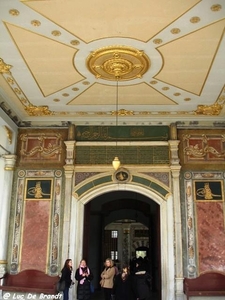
top-left (17, 129), bottom-right (67, 167)
top-left (10, 170), bottom-right (63, 275)
top-left (183, 171), bottom-right (225, 277)
top-left (75, 146), bottom-right (169, 165)
top-left (179, 130), bottom-right (225, 170)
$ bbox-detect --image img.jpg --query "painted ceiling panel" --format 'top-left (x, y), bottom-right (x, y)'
top-left (0, 0), bottom-right (224, 126)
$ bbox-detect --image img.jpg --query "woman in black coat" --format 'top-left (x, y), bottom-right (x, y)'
top-left (133, 259), bottom-right (151, 300)
top-left (75, 259), bottom-right (94, 300)
top-left (112, 265), bottom-right (135, 300)
top-left (60, 259), bottom-right (73, 300)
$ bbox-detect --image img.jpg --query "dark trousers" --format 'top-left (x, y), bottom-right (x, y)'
top-left (103, 287), bottom-right (112, 300)
top-left (63, 287), bottom-right (69, 300)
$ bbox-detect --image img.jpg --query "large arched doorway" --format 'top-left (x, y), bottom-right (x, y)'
top-left (83, 191), bottom-right (161, 299)
top-left (70, 182), bottom-right (175, 300)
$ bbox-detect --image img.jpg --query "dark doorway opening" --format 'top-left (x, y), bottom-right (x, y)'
top-left (82, 190), bottom-right (161, 300)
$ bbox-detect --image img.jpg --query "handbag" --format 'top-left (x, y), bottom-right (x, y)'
top-left (56, 280), bottom-right (66, 292)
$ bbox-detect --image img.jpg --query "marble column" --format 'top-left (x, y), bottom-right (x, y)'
top-left (169, 137), bottom-right (184, 300)
top-left (62, 140), bottom-right (75, 263)
top-left (0, 155), bottom-right (17, 277)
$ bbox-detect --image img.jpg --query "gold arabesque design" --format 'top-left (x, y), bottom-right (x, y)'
top-left (86, 45), bottom-right (150, 81)
top-left (25, 105), bottom-right (53, 116)
top-left (195, 102), bottom-right (223, 115)
top-left (4, 125), bottom-right (13, 144)
top-left (111, 109), bottom-right (134, 116)
top-left (0, 58), bottom-right (12, 74)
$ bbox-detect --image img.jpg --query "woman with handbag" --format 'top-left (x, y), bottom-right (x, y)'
top-left (75, 259), bottom-right (94, 300)
top-left (100, 258), bottom-right (115, 300)
top-left (60, 259), bottom-right (74, 300)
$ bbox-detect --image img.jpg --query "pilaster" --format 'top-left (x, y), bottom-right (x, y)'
top-left (0, 155), bottom-right (17, 273)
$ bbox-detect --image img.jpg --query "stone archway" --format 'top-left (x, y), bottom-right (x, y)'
top-left (69, 183), bottom-right (175, 300)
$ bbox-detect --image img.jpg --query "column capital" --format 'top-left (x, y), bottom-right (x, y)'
top-left (63, 165), bottom-right (75, 178)
top-left (1, 154), bottom-right (17, 171)
top-left (170, 165), bottom-right (181, 178)
top-left (168, 140), bottom-right (180, 166)
top-left (64, 141), bottom-right (76, 165)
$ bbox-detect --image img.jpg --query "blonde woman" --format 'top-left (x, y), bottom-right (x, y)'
top-left (75, 259), bottom-right (93, 300)
top-left (100, 258), bottom-right (115, 300)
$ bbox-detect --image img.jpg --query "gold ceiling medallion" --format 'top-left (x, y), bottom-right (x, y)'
top-left (86, 45), bottom-right (150, 81)
top-left (25, 105), bottom-right (53, 116)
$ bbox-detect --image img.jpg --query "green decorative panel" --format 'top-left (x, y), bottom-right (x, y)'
top-left (132, 175), bottom-right (169, 198)
top-left (76, 146), bottom-right (169, 165)
top-left (76, 126), bottom-right (169, 141)
top-left (75, 175), bottom-right (112, 197)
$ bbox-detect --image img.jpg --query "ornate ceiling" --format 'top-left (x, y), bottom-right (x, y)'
top-left (0, 0), bottom-right (224, 127)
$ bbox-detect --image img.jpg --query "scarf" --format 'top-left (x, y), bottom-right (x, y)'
top-left (79, 267), bottom-right (90, 284)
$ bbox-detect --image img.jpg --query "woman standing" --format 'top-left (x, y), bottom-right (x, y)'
top-left (100, 258), bottom-right (115, 300)
top-left (133, 259), bottom-right (151, 300)
top-left (60, 259), bottom-right (73, 300)
top-left (75, 259), bottom-right (94, 300)
top-left (112, 265), bottom-right (135, 300)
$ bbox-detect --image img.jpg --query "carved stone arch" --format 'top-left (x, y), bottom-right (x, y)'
top-left (68, 182), bottom-right (175, 300)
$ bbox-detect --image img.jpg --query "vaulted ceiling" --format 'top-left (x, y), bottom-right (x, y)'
top-left (0, 0), bottom-right (224, 127)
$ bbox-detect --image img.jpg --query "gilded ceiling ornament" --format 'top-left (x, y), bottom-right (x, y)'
top-left (138, 111), bottom-right (151, 115)
top-left (21, 98), bottom-right (28, 104)
top-left (51, 30), bottom-right (61, 36)
top-left (9, 9), bottom-right (19, 16)
top-left (153, 39), bottom-right (163, 44)
top-left (31, 20), bottom-right (41, 27)
top-left (0, 59), bottom-right (12, 74)
top-left (82, 81), bottom-right (90, 85)
top-left (72, 87), bottom-right (79, 91)
top-left (6, 77), bottom-right (14, 84)
top-left (4, 125), bottom-right (13, 144)
top-left (86, 45), bottom-right (150, 81)
top-left (62, 93), bottom-right (69, 97)
top-left (184, 98), bottom-right (191, 101)
top-left (195, 102), bottom-right (223, 115)
top-left (14, 88), bottom-right (21, 94)
top-left (211, 4), bottom-right (222, 11)
top-left (190, 17), bottom-right (200, 23)
top-left (174, 93), bottom-right (181, 96)
top-left (111, 109), bottom-right (134, 116)
top-left (162, 87), bottom-right (169, 90)
top-left (170, 28), bottom-right (181, 34)
top-left (53, 99), bottom-right (60, 102)
top-left (70, 40), bottom-right (80, 46)
top-left (150, 80), bottom-right (158, 84)
top-left (25, 105), bottom-right (53, 116)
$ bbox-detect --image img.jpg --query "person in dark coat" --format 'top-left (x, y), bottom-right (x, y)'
top-left (60, 259), bottom-right (74, 300)
top-left (133, 259), bottom-right (151, 300)
top-left (75, 259), bottom-right (94, 300)
top-left (112, 265), bottom-right (135, 300)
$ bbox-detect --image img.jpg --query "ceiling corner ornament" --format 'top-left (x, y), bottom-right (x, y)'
top-left (86, 45), bottom-right (150, 81)
top-left (25, 105), bottom-right (53, 116)
top-left (195, 102), bottom-right (223, 116)
top-left (0, 58), bottom-right (12, 74)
